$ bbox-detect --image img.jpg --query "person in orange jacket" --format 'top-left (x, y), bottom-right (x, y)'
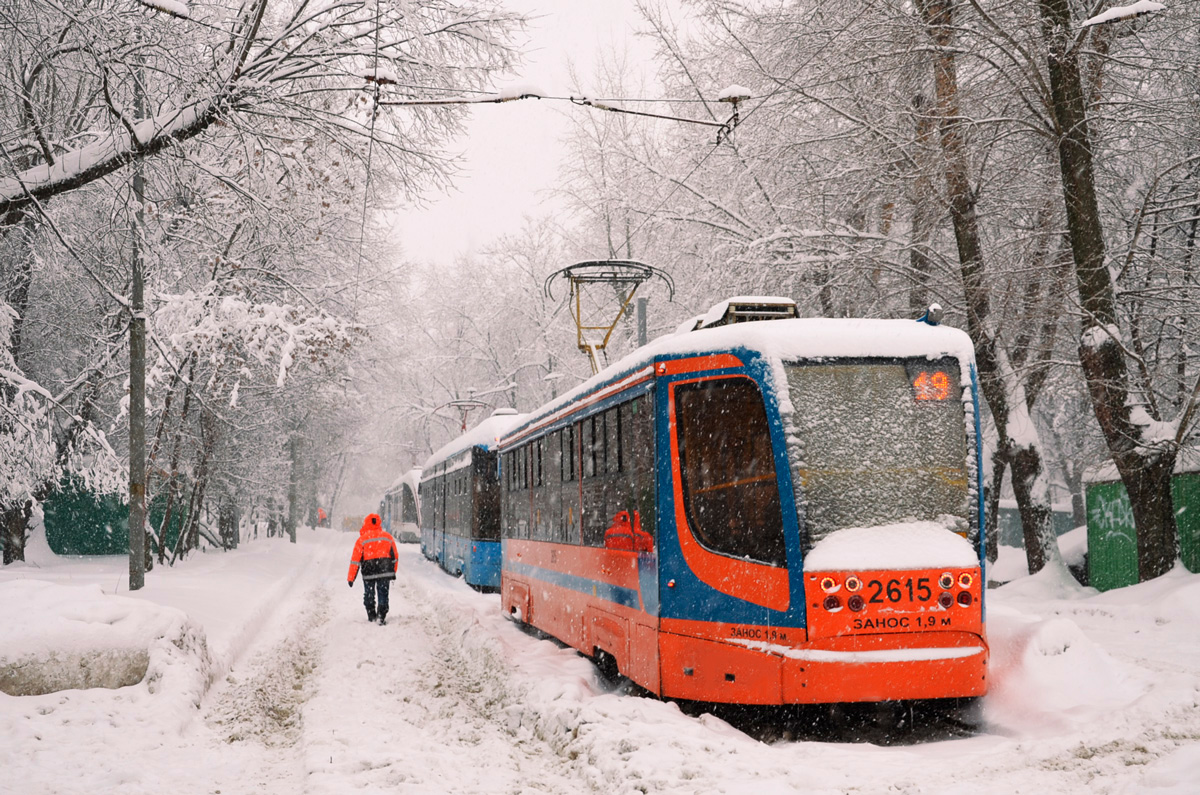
top-left (347, 513), bottom-right (399, 625)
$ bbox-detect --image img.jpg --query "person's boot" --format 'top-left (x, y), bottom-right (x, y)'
top-left (366, 611), bottom-right (377, 622)
top-left (378, 614), bottom-right (387, 626)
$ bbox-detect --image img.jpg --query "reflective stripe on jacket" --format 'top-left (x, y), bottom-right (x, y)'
top-left (348, 513), bottom-right (399, 583)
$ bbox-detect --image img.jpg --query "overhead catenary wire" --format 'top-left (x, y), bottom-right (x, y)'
top-left (611, 20), bottom-right (860, 259)
top-left (376, 91), bottom-right (739, 135)
top-left (367, 18), bottom-right (858, 262)
top-left (377, 83), bottom-right (729, 103)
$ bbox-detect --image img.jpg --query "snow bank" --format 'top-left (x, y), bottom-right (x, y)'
top-left (803, 521), bottom-right (979, 571)
top-left (984, 607), bottom-right (1147, 734)
top-left (0, 580), bottom-right (211, 697)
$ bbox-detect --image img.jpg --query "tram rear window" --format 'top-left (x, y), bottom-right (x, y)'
top-left (784, 359), bottom-right (970, 546)
top-left (675, 377), bottom-right (786, 567)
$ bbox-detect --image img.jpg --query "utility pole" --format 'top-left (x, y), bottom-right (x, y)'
top-left (128, 54), bottom-right (147, 591)
top-left (637, 297), bottom-right (647, 347)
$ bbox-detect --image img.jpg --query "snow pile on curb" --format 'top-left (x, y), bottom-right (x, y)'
top-left (0, 579), bottom-right (211, 698)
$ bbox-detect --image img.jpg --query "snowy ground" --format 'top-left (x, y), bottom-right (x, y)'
top-left (1, 529), bottom-right (1198, 794)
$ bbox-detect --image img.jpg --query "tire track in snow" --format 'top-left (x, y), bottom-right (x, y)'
top-left (206, 584), bottom-right (329, 747)
top-left (301, 567), bottom-right (592, 794)
top-left (195, 581), bottom-right (332, 793)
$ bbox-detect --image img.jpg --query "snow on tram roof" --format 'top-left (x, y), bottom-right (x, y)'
top-left (385, 466), bottom-right (422, 495)
top-left (422, 409), bottom-right (528, 473)
top-left (500, 315), bottom-right (975, 444)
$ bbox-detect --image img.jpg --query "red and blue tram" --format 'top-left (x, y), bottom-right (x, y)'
top-left (497, 299), bottom-right (988, 705)
top-left (419, 409), bottom-right (527, 589)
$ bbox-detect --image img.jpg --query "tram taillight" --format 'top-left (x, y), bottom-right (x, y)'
top-left (823, 595), bottom-right (842, 612)
top-left (938, 591), bottom-right (954, 609)
top-left (938, 572), bottom-right (954, 590)
top-left (957, 591), bottom-right (973, 607)
top-left (820, 576), bottom-right (839, 593)
top-left (844, 576), bottom-right (862, 592)
top-left (847, 594), bottom-right (865, 612)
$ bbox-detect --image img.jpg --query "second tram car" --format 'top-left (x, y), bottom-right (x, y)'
top-left (497, 298), bottom-right (988, 706)
top-left (382, 468), bottom-right (422, 543)
top-left (419, 408), bottom-right (527, 589)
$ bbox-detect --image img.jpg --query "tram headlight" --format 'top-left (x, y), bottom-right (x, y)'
top-left (847, 594), bottom-right (865, 612)
top-left (822, 595), bottom-right (843, 612)
top-left (844, 576), bottom-right (862, 592)
top-left (938, 591), bottom-right (954, 609)
top-left (820, 576), bottom-right (840, 593)
top-left (958, 572), bottom-right (974, 588)
top-left (938, 572), bottom-right (954, 590)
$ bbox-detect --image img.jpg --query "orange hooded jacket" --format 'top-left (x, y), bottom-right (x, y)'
top-left (347, 514), bottom-right (399, 584)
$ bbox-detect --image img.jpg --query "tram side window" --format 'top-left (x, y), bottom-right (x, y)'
top-left (442, 474), bottom-right (451, 534)
top-left (420, 482), bottom-right (433, 528)
top-left (521, 444), bottom-right (529, 490)
top-left (537, 437), bottom-right (549, 542)
top-left (563, 424), bottom-right (576, 482)
top-left (599, 407), bottom-right (621, 541)
top-left (547, 430), bottom-right (563, 540)
top-left (582, 417), bottom-right (594, 479)
top-left (516, 448), bottom-right (526, 538)
top-left (618, 399), bottom-right (643, 526)
top-left (581, 412), bottom-right (607, 546)
top-left (606, 406), bottom-right (622, 474)
top-left (675, 378), bottom-right (785, 567)
top-left (502, 452), bottom-right (515, 538)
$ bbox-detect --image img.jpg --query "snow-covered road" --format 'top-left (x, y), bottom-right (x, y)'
top-left (2, 529), bottom-right (1198, 794)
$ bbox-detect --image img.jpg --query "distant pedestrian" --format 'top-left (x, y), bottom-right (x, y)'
top-left (346, 513), bottom-right (398, 625)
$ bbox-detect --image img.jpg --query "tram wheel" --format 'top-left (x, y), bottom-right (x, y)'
top-left (592, 649), bottom-right (621, 684)
top-left (929, 696), bottom-right (983, 734)
top-left (825, 701), bottom-right (911, 744)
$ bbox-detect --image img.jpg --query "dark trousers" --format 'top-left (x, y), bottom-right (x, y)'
top-left (363, 578), bottom-right (391, 620)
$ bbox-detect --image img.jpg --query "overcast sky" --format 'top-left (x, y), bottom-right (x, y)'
top-left (390, 0), bottom-right (658, 265)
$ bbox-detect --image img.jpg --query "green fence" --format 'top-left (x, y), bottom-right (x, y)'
top-left (1085, 470), bottom-right (1200, 591)
top-left (41, 478), bottom-right (185, 556)
top-left (43, 479), bottom-right (128, 555)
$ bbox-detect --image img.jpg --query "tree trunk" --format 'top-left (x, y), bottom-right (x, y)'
top-left (0, 209), bottom-right (37, 563)
top-left (919, 0), bottom-right (1061, 573)
top-left (1038, 0), bottom-right (1177, 581)
top-left (1, 504), bottom-right (28, 564)
top-left (219, 493), bottom-right (240, 550)
top-left (286, 433), bottom-right (299, 543)
top-left (1010, 443), bottom-right (1058, 574)
top-left (909, 94), bottom-right (939, 317)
